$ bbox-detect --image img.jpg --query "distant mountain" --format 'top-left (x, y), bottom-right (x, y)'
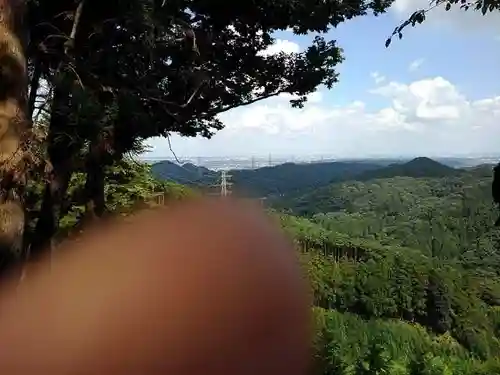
top-left (151, 157), bottom-right (464, 198)
top-left (461, 164), bottom-right (495, 178)
top-left (270, 158), bottom-right (489, 216)
top-left (355, 157), bottom-right (460, 181)
top-left (151, 159), bottom-right (385, 196)
top-left (229, 161), bottom-right (382, 197)
top-left (151, 160), bottom-right (218, 185)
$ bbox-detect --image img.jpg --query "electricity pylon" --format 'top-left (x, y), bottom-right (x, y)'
top-left (220, 170), bottom-right (232, 197)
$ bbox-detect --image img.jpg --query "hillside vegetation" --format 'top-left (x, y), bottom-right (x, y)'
top-left (272, 166), bottom-right (500, 373)
top-left (22, 155), bottom-right (500, 374)
top-left (230, 161), bottom-right (384, 197)
top-left (260, 156), bottom-right (500, 374)
top-left (151, 161), bottom-right (218, 186)
top-left (276, 168), bottom-right (498, 259)
top-left (152, 157), bottom-right (468, 199)
top-left (151, 159), bottom-right (384, 196)
top-left (354, 157), bottom-right (462, 181)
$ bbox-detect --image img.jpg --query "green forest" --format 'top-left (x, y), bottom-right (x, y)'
top-left (34, 152), bottom-right (500, 374)
top-left (148, 154), bottom-right (500, 374)
top-left (271, 163), bottom-right (500, 374)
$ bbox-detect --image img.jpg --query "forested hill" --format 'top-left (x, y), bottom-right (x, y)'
top-left (150, 159), bottom-right (383, 194)
top-left (273, 163), bottom-right (495, 215)
top-left (151, 157), bottom-right (467, 198)
top-left (354, 157), bottom-right (461, 181)
top-left (50, 156), bottom-right (500, 373)
top-left (272, 161), bottom-right (500, 373)
top-left (151, 161), bottom-right (218, 186)
top-left (230, 161), bottom-right (381, 197)
top-left (281, 209), bottom-right (500, 373)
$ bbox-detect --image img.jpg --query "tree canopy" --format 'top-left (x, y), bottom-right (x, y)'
top-left (271, 166), bottom-right (500, 373)
top-left (0, 0), bottom-right (402, 268)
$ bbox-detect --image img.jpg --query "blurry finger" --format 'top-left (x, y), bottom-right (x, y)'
top-left (0, 198), bottom-right (311, 375)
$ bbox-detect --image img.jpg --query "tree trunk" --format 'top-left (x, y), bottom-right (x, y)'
top-left (30, 0), bottom-right (85, 261)
top-left (27, 57), bottom-right (41, 118)
top-left (83, 145), bottom-right (106, 221)
top-left (0, 0), bottom-right (29, 277)
top-left (29, 84), bottom-right (75, 259)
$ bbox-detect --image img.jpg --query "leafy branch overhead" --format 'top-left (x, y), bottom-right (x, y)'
top-left (28, 0), bottom-right (399, 148)
top-left (0, 0), bottom-right (401, 267)
top-left (385, 0), bottom-right (500, 47)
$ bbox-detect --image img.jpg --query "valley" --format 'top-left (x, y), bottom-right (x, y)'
top-left (152, 156), bottom-right (500, 373)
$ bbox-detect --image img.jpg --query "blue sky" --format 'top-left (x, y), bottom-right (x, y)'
top-left (146, 0), bottom-right (500, 159)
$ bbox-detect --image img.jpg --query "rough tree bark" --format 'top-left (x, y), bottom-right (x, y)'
top-left (0, 0), bottom-right (29, 276)
top-left (30, 76), bottom-right (75, 257)
top-left (31, 0), bottom-right (85, 258)
top-left (83, 139), bottom-right (108, 221)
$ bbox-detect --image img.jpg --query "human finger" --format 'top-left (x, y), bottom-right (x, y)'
top-left (0, 198), bottom-right (312, 375)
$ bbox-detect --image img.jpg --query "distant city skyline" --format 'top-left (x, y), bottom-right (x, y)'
top-left (140, 152), bottom-right (500, 160)
top-left (140, 153), bottom-right (499, 171)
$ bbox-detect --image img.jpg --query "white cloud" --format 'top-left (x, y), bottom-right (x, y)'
top-left (370, 72), bottom-right (386, 84)
top-left (219, 91), bottom-right (324, 134)
top-left (226, 27), bottom-right (300, 56)
top-left (392, 0), bottom-right (500, 36)
top-left (258, 39), bottom-right (300, 56)
top-left (146, 76), bottom-right (500, 158)
top-left (369, 77), bottom-right (466, 121)
top-left (408, 58), bottom-right (424, 72)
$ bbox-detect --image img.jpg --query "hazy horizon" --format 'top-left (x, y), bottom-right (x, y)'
top-left (140, 153), bottom-right (500, 161)
top-left (140, 153), bottom-right (499, 172)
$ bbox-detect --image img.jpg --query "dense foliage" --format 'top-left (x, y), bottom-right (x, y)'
top-left (151, 160), bottom-right (218, 186)
top-left (352, 157), bottom-right (461, 181)
top-left (0, 158), bottom-right (194, 273)
top-left (230, 162), bottom-right (381, 198)
top-left (37, 160), bottom-right (193, 237)
top-left (150, 156), bottom-right (500, 373)
top-left (270, 162), bottom-right (500, 374)
top-left (0, 0), bottom-right (401, 265)
top-left (36, 0), bottom-right (397, 243)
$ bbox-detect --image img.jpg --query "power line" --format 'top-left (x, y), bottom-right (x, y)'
top-left (220, 170), bottom-right (232, 197)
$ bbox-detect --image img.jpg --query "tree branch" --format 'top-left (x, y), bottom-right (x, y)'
top-left (28, 58), bottom-right (42, 118)
top-left (202, 90), bottom-right (287, 118)
top-left (166, 133), bottom-right (181, 163)
top-left (63, 0), bottom-right (85, 55)
top-left (149, 77), bottom-right (208, 110)
top-left (33, 87), bottom-right (53, 123)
